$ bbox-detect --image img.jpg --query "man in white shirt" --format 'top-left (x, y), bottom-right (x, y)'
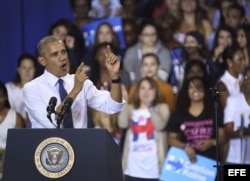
top-left (23, 35), bottom-right (124, 128)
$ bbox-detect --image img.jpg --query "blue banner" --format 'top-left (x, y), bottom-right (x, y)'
top-left (81, 17), bottom-right (126, 50)
top-left (160, 147), bottom-right (217, 181)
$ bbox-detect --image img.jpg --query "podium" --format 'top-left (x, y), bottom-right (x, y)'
top-left (2, 128), bottom-right (123, 181)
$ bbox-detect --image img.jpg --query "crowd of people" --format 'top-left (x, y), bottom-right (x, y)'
top-left (1, 0), bottom-right (250, 180)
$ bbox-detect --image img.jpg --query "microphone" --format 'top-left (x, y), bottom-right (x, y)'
top-left (57, 97), bottom-right (73, 127)
top-left (46, 97), bottom-right (57, 120)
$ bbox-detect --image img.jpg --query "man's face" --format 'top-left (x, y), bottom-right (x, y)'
top-left (225, 9), bottom-right (243, 29)
top-left (73, 0), bottom-right (91, 18)
top-left (39, 41), bottom-right (69, 77)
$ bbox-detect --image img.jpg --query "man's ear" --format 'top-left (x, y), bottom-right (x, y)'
top-left (38, 56), bottom-right (46, 67)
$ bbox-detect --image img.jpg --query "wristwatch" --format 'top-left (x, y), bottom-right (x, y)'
top-left (111, 76), bottom-right (121, 83)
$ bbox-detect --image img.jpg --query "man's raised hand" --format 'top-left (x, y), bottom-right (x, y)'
top-left (105, 45), bottom-right (121, 79)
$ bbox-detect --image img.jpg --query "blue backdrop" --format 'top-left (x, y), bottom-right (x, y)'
top-left (0, 0), bottom-right (73, 83)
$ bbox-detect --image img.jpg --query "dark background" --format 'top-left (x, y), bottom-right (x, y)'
top-left (0, 0), bottom-right (73, 83)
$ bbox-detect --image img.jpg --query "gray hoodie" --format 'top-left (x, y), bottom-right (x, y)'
top-left (122, 40), bottom-right (172, 84)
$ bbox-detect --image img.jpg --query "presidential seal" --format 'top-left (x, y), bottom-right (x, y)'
top-left (34, 137), bottom-right (75, 178)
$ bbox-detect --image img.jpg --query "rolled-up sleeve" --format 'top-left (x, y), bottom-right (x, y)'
top-left (84, 80), bottom-right (125, 114)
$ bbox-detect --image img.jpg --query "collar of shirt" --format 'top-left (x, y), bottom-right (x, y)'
top-left (224, 70), bottom-right (242, 86)
top-left (44, 70), bottom-right (69, 87)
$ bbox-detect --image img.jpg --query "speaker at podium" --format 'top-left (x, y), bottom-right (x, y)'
top-left (2, 128), bottom-right (123, 181)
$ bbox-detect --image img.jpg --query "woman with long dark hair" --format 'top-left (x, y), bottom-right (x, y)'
top-left (237, 24), bottom-right (250, 66)
top-left (0, 80), bottom-right (25, 177)
top-left (167, 76), bottom-right (225, 162)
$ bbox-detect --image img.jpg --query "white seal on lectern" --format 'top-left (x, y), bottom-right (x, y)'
top-left (34, 137), bottom-right (75, 178)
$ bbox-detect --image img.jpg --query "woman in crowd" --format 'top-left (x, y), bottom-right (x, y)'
top-left (5, 53), bottom-right (37, 125)
top-left (84, 22), bottom-right (121, 73)
top-left (164, 0), bottom-right (180, 19)
top-left (216, 44), bottom-right (245, 163)
top-left (118, 77), bottom-right (170, 181)
top-left (89, 42), bottom-right (130, 90)
top-left (123, 18), bottom-right (172, 84)
top-left (167, 76), bottom-right (226, 162)
top-left (216, 44), bottom-right (245, 109)
top-left (69, 0), bottom-right (95, 29)
top-left (0, 81), bottom-right (25, 177)
top-left (89, 42), bottom-right (130, 145)
top-left (174, 0), bottom-right (213, 45)
top-left (169, 31), bottom-right (217, 93)
top-left (93, 22), bottom-right (119, 48)
top-left (211, 25), bottom-right (236, 77)
top-left (237, 24), bottom-right (250, 67)
top-left (224, 66), bottom-right (250, 164)
top-left (128, 53), bottom-right (175, 113)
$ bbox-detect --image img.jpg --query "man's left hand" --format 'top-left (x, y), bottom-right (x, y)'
top-left (105, 45), bottom-right (121, 79)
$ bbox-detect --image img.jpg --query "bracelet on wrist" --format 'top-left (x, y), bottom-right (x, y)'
top-left (111, 76), bottom-right (121, 84)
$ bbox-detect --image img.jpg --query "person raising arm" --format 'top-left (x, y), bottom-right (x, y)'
top-left (23, 35), bottom-right (124, 128)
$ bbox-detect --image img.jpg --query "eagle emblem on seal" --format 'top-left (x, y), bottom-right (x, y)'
top-left (46, 148), bottom-right (63, 165)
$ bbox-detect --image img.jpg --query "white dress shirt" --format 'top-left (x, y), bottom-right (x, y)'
top-left (23, 70), bottom-right (125, 128)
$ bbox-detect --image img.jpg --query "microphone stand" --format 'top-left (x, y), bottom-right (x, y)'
top-left (209, 87), bottom-right (222, 181)
top-left (56, 97), bottom-right (73, 129)
top-left (47, 109), bottom-right (58, 128)
top-left (57, 113), bottom-right (63, 129)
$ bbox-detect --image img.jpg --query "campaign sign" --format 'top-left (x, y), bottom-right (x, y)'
top-left (170, 47), bottom-right (183, 63)
top-left (168, 47), bottom-right (184, 88)
top-left (81, 17), bottom-right (126, 50)
top-left (160, 147), bottom-right (217, 181)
